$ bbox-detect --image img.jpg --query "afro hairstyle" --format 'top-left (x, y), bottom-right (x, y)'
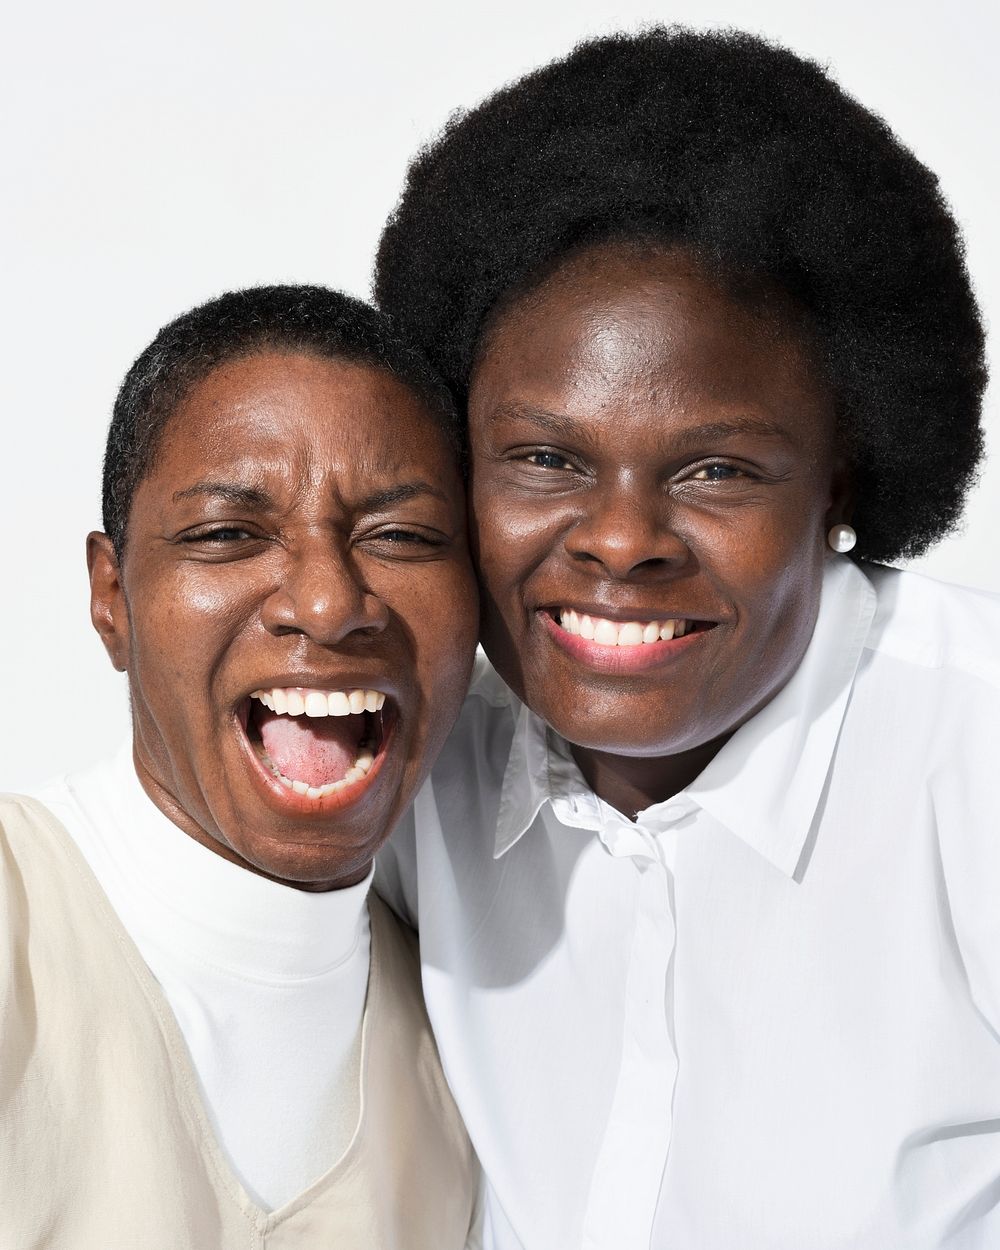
top-left (102, 284), bottom-right (459, 559)
top-left (374, 27), bottom-right (987, 564)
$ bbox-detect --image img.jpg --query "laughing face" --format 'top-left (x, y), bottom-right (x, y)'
top-left (88, 350), bottom-right (477, 889)
top-left (468, 243), bottom-right (847, 812)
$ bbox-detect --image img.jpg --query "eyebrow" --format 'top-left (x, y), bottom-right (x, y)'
top-left (674, 417), bottom-right (795, 445)
top-left (356, 480), bottom-right (451, 511)
top-left (491, 402), bottom-right (796, 445)
top-left (171, 478), bottom-right (450, 511)
top-left (172, 481), bottom-right (275, 508)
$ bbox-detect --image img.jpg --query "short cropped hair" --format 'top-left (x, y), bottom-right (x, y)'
top-left (374, 27), bottom-right (987, 563)
top-left (103, 285), bottom-right (459, 558)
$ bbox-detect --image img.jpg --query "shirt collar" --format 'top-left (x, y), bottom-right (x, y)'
top-left (494, 557), bottom-right (877, 875)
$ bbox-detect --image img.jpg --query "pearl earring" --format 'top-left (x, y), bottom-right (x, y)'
top-left (827, 523), bottom-right (857, 554)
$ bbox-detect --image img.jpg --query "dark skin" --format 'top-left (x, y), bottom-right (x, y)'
top-left (88, 350), bottom-right (478, 889)
top-left (468, 243), bottom-right (851, 818)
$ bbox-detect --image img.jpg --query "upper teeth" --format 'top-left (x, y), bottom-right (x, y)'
top-left (250, 687), bottom-right (386, 716)
top-left (557, 610), bottom-right (692, 645)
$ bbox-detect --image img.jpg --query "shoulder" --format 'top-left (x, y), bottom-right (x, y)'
top-left (367, 891), bottom-right (420, 987)
top-left (366, 892), bottom-right (478, 1186)
top-left (862, 573), bottom-right (1000, 1031)
top-left (0, 793), bottom-right (96, 922)
top-left (0, 791), bottom-right (71, 866)
top-left (0, 794), bottom-right (84, 1007)
top-left (863, 564), bottom-right (1000, 691)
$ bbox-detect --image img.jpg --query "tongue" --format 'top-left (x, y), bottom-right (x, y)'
top-left (257, 708), bottom-right (363, 786)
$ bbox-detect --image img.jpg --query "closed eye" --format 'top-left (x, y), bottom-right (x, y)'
top-left (180, 525), bottom-right (258, 543)
top-left (377, 528), bottom-right (443, 545)
top-left (361, 524), bottom-right (454, 559)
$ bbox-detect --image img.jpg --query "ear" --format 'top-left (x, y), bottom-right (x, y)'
top-left (87, 531), bottom-right (130, 673)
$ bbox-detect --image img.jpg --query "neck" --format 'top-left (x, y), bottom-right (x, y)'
top-left (571, 734), bottom-right (732, 820)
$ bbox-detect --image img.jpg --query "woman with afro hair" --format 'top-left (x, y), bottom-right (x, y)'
top-left (373, 27), bottom-right (1000, 1250)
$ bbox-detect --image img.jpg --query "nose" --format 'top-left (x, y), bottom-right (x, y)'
top-left (564, 480), bottom-right (689, 579)
top-left (261, 535), bottom-right (389, 644)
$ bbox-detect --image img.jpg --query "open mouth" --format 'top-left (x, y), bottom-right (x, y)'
top-left (240, 687), bottom-right (392, 803)
top-left (550, 608), bottom-right (715, 646)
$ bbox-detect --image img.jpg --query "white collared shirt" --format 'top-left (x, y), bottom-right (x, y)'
top-left (29, 745), bottom-right (371, 1212)
top-left (376, 558), bottom-right (1000, 1250)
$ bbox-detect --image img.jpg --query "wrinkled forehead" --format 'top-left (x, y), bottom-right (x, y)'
top-left (124, 351), bottom-right (465, 541)
top-left (164, 349), bottom-right (455, 470)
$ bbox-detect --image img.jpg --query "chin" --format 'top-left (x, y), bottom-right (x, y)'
top-left (235, 829), bottom-right (378, 888)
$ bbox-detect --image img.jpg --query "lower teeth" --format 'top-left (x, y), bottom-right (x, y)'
top-left (262, 746), bottom-right (376, 799)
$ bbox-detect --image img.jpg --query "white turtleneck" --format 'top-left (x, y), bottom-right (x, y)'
top-left (28, 742), bottom-right (371, 1213)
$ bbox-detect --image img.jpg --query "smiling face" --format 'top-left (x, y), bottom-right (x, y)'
top-left (468, 243), bottom-right (848, 810)
top-left (88, 350), bottom-right (477, 889)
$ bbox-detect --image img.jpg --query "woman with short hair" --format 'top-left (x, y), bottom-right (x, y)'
top-left (2, 286), bottom-right (481, 1248)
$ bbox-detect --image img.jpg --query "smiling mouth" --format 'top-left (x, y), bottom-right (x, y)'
top-left (242, 687), bottom-right (390, 802)
top-left (551, 608), bottom-right (715, 646)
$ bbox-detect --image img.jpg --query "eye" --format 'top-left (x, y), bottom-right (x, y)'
top-left (181, 525), bottom-right (257, 544)
top-left (376, 528), bottom-right (442, 546)
top-left (362, 525), bottom-right (452, 559)
top-left (688, 463), bottom-right (747, 482)
top-left (525, 450), bottom-right (573, 471)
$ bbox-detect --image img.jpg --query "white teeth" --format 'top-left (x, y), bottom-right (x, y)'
top-left (260, 739), bottom-right (379, 800)
top-left (249, 687), bottom-right (388, 800)
top-left (555, 612), bottom-right (696, 647)
top-left (304, 692), bottom-right (328, 717)
top-left (250, 687), bottom-right (387, 718)
top-left (617, 622), bottom-right (644, 647)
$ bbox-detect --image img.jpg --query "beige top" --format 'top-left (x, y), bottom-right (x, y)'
top-left (0, 794), bottom-right (478, 1249)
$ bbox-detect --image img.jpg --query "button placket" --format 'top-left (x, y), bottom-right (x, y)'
top-left (582, 832), bottom-right (678, 1249)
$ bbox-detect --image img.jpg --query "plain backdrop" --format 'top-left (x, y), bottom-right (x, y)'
top-left (2, 0), bottom-right (998, 789)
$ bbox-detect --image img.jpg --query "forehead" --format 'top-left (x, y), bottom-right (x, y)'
top-left (155, 349), bottom-right (455, 489)
top-left (474, 245), bottom-right (831, 431)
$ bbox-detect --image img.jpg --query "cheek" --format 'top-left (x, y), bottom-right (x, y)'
top-left (398, 567), bottom-right (479, 757)
top-left (125, 569), bottom-right (253, 695)
top-left (402, 562), bottom-right (479, 676)
top-left (471, 488), bottom-right (561, 604)
top-left (699, 517), bottom-right (826, 699)
top-left (693, 497), bottom-right (824, 586)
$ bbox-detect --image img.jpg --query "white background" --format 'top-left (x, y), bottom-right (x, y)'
top-left (2, 0), bottom-right (997, 789)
